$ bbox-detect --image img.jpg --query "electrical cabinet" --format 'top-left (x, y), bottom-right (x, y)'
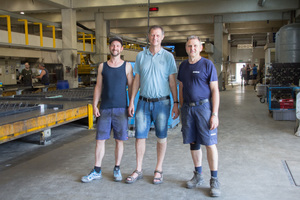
top-left (0, 60), bottom-right (18, 85)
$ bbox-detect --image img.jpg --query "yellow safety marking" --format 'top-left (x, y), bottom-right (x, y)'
top-left (12, 121), bottom-right (25, 133)
top-left (18, 19), bottom-right (29, 45)
top-left (34, 23), bottom-right (43, 47)
top-left (78, 32), bottom-right (86, 51)
top-left (88, 104), bottom-right (93, 129)
top-left (0, 105), bottom-right (89, 143)
top-left (0, 15), bottom-right (12, 43)
top-left (46, 113), bottom-right (57, 126)
top-left (47, 25), bottom-right (56, 48)
top-left (0, 124), bottom-right (11, 137)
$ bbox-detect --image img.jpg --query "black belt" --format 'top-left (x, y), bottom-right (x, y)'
top-left (139, 96), bottom-right (170, 102)
top-left (185, 99), bottom-right (209, 107)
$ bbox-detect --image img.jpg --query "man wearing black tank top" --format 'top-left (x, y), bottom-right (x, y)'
top-left (81, 36), bottom-right (133, 183)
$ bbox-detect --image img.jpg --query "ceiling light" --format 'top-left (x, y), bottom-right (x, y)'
top-left (20, 12), bottom-right (25, 15)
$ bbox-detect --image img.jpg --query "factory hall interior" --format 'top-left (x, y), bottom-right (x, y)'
top-left (0, 0), bottom-right (300, 199)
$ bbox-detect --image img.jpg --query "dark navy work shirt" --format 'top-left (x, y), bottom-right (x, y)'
top-left (177, 57), bottom-right (218, 103)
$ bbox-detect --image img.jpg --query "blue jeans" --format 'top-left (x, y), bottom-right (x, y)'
top-left (135, 99), bottom-right (171, 139)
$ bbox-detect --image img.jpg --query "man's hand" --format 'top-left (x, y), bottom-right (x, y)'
top-left (128, 103), bottom-right (135, 117)
top-left (171, 104), bottom-right (179, 119)
top-left (210, 115), bottom-right (219, 130)
top-left (93, 107), bottom-right (100, 117)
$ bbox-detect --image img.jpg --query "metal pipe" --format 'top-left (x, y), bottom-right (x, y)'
top-left (88, 34), bottom-right (95, 52)
top-left (78, 32), bottom-right (86, 51)
top-left (0, 15), bottom-right (12, 43)
top-left (34, 23), bottom-right (43, 47)
top-left (47, 25), bottom-right (56, 48)
top-left (18, 19), bottom-right (29, 45)
top-left (88, 104), bottom-right (93, 129)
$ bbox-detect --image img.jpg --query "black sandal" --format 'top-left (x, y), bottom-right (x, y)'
top-left (153, 170), bottom-right (163, 184)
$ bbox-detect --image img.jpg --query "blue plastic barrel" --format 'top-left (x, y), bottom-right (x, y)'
top-left (57, 80), bottom-right (69, 90)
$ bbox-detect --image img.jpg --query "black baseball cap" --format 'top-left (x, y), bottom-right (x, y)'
top-left (109, 36), bottom-right (123, 45)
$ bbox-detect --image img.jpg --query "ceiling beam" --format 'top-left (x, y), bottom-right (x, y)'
top-left (101, 0), bottom-right (298, 20)
top-left (25, 9), bottom-right (292, 25)
top-left (228, 28), bottom-right (281, 34)
top-left (0, 0), bottom-right (59, 13)
top-left (94, 24), bottom-right (214, 34)
top-left (0, 9), bottom-right (61, 28)
top-left (226, 21), bottom-right (288, 31)
top-left (71, 0), bottom-right (202, 9)
top-left (36, 0), bottom-right (71, 9)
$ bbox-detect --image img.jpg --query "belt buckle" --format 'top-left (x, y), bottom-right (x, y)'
top-left (189, 102), bottom-right (196, 106)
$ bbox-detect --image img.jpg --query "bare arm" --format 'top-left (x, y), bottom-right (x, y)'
top-left (179, 81), bottom-right (184, 108)
top-left (93, 63), bottom-right (104, 117)
top-left (36, 70), bottom-right (46, 79)
top-left (128, 73), bottom-right (140, 117)
top-left (125, 62), bottom-right (134, 100)
top-left (169, 74), bottom-right (179, 119)
top-left (209, 81), bottom-right (220, 130)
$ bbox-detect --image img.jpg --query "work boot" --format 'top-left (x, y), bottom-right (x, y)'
top-left (210, 177), bottom-right (221, 197)
top-left (186, 171), bottom-right (204, 189)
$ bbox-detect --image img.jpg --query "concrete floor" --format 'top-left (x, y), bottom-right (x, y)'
top-left (0, 85), bottom-right (300, 200)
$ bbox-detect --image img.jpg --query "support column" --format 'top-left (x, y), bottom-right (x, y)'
top-left (61, 9), bottom-right (78, 88)
top-left (213, 15), bottom-right (223, 91)
top-left (91, 12), bottom-right (108, 64)
top-left (223, 33), bottom-right (230, 88)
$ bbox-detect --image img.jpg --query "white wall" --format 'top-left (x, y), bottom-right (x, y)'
top-left (229, 46), bottom-right (265, 81)
top-left (121, 49), bottom-right (139, 62)
top-left (230, 47), bottom-right (252, 63)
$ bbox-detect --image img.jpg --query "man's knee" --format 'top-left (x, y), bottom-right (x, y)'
top-left (115, 139), bottom-right (123, 144)
top-left (190, 143), bottom-right (201, 150)
top-left (157, 138), bottom-right (167, 143)
top-left (206, 144), bottom-right (217, 152)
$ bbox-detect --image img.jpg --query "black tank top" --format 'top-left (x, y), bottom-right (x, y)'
top-left (41, 68), bottom-right (50, 85)
top-left (100, 61), bottom-right (127, 109)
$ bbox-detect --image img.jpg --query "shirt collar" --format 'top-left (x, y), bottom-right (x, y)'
top-left (146, 47), bottom-right (163, 55)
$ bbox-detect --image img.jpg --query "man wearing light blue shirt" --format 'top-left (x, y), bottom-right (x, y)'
top-left (126, 25), bottom-right (179, 185)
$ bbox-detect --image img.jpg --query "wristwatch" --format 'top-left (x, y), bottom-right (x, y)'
top-left (212, 112), bottom-right (218, 117)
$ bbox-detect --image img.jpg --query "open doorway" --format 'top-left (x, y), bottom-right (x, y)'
top-left (236, 63), bottom-right (246, 84)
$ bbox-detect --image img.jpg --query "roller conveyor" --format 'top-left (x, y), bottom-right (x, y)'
top-left (0, 102), bottom-right (41, 117)
top-left (1, 88), bottom-right (94, 101)
top-left (0, 88), bottom-right (94, 144)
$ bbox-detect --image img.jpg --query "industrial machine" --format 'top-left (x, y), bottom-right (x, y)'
top-left (269, 23), bottom-right (300, 136)
top-left (77, 53), bottom-right (97, 86)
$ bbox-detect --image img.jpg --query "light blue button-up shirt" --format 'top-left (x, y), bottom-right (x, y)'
top-left (134, 48), bottom-right (177, 98)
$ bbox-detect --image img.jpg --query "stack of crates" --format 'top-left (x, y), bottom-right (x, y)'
top-left (273, 99), bottom-right (296, 120)
top-left (279, 99), bottom-right (294, 109)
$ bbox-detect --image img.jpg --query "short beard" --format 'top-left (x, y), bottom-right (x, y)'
top-left (110, 51), bottom-right (120, 57)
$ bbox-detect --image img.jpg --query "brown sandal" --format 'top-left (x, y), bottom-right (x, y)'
top-left (125, 170), bottom-right (143, 184)
top-left (153, 170), bottom-right (163, 184)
